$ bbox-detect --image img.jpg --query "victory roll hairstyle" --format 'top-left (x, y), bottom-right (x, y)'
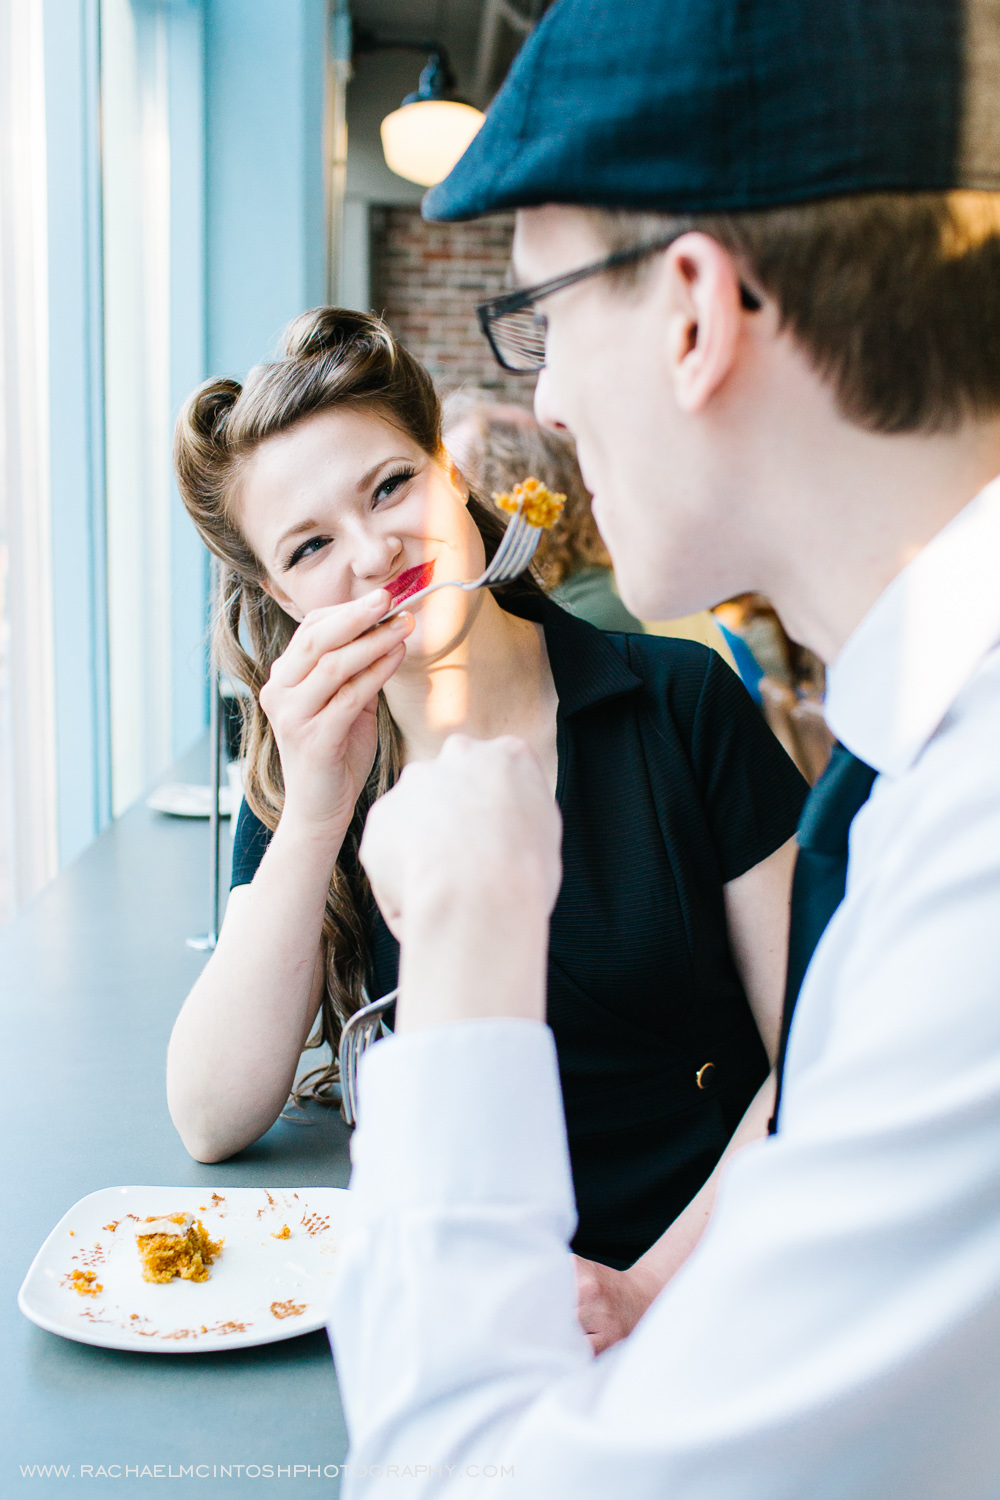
top-left (174, 307), bottom-right (540, 1104)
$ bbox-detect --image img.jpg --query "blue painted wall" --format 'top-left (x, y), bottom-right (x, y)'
top-left (204, 0), bottom-right (327, 380)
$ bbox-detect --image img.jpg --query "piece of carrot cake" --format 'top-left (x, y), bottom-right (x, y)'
top-left (136, 1213), bottom-right (223, 1284)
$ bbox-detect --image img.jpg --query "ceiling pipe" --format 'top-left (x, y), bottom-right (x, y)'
top-left (473, 0), bottom-right (534, 107)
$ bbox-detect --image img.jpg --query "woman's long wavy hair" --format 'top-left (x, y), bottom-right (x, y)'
top-left (174, 307), bottom-right (543, 1104)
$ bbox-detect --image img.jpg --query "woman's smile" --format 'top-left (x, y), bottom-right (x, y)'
top-left (387, 560), bottom-right (435, 604)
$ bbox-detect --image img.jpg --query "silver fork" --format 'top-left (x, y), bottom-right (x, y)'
top-left (338, 989), bottom-right (398, 1126)
top-left (376, 503), bottom-right (540, 625)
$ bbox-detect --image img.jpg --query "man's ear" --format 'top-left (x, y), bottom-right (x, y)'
top-left (660, 233), bottom-right (747, 415)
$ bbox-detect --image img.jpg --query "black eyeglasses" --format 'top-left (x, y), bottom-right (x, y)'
top-left (476, 234), bottom-right (762, 373)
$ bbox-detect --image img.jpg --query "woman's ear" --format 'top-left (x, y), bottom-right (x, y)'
top-left (259, 575), bottom-right (304, 623)
top-left (442, 449), bottom-right (471, 504)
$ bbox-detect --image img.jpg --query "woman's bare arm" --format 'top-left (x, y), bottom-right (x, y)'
top-left (722, 833), bottom-right (797, 1063)
top-left (575, 836), bottom-right (797, 1351)
top-left (166, 816), bottom-right (336, 1164)
top-left (166, 591), bottom-right (413, 1163)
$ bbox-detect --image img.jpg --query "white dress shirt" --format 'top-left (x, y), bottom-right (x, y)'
top-left (328, 477), bottom-right (1000, 1498)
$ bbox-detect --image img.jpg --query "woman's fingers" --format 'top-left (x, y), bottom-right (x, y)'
top-left (270, 589), bottom-right (390, 690)
top-left (275, 614), bottom-right (412, 725)
top-left (261, 612), bottom-right (410, 731)
top-left (314, 638), bottom-right (407, 729)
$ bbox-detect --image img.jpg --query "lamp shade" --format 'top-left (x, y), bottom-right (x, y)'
top-left (380, 99), bottom-right (485, 187)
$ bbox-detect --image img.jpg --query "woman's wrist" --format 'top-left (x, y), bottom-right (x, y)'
top-left (272, 800), bottom-right (351, 864)
top-left (624, 1255), bottom-right (670, 1308)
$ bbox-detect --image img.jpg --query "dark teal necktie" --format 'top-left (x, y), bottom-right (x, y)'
top-left (769, 743), bottom-right (877, 1134)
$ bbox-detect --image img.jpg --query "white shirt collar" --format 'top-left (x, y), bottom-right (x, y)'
top-left (825, 473), bottom-right (1000, 778)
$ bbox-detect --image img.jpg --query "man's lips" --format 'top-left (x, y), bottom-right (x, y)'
top-left (386, 561), bottom-right (434, 604)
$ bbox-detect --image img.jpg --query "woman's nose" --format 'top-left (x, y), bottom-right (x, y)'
top-left (348, 525), bottom-right (401, 581)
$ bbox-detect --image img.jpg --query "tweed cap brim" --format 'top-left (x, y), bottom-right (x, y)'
top-left (423, 0), bottom-right (1000, 223)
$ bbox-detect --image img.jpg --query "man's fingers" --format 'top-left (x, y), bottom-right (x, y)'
top-left (360, 731), bottom-right (563, 931)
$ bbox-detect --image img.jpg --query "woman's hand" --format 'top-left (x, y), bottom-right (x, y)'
top-left (574, 1256), bottom-right (661, 1354)
top-left (259, 588), bottom-right (413, 839)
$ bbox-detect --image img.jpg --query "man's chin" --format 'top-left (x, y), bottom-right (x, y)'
top-left (616, 569), bottom-right (715, 624)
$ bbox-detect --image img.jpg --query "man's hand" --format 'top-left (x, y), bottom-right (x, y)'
top-left (574, 1256), bottom-right (661, 1354)
top-left (360, 734), bottom-right (562, 1030)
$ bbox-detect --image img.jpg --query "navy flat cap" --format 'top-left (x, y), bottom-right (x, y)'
top-left (423, 0), bottom-right (1000, 222)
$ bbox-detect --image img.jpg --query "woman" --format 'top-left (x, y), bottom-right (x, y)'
top-left (167, 308), bottom-right (806, 1351)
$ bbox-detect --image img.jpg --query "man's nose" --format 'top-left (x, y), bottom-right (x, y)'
top-left (533, 368), bottom-right (571, 436)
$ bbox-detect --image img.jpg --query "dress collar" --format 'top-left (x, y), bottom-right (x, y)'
top-left (500, 591), bottom-right (643, 717)
top-left (825, 473), bottom-right (1000, 778)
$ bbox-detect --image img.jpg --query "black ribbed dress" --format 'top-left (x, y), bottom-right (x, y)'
top-left (232, 596), bottom-right (807, 1269)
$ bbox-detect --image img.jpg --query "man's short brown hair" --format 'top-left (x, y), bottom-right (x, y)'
top-left (590, 192), bottom-right (1000, 435)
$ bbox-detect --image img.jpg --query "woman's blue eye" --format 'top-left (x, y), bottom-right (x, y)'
top-left (374, 466), bottom-right (415, 504)
top-left (286, 535), bottom-right (329, 569)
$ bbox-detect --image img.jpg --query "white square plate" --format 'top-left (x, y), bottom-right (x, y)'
top-left (18, 1185), bottom-right (350, 1353)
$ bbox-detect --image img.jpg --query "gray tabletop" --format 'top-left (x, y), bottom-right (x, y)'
top-left (2, 742), bottom-right (351, 1495)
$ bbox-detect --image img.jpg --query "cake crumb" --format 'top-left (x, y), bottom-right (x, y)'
top-left (272, 1225), bottom-right (291, 1240)
top-left (102, 1221), bottom-right (119, 1233)
top-left (270, 1300), bottom-right (306, 1320)
top-left (66, 1269), bottom-right (102, 1297)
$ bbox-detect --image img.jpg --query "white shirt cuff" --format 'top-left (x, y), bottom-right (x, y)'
top-left (348, 1018), bottom-right (576, 1224)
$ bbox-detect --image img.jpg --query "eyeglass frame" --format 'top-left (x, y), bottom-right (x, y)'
top-left (476, 233), bottom-right (763, 373)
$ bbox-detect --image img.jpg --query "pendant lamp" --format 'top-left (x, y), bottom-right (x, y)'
top-left (380, 51), bottom-right (485, 187)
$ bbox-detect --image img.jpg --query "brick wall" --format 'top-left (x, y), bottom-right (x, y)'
top-left (370, 206), bottom-right (534, 407)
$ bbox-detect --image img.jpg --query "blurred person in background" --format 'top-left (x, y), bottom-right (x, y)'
top-left (716, 594), bottom-right (833, 782)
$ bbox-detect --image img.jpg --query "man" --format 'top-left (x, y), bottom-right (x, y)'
top-left (328, 0), bottom-right (1000, 1493)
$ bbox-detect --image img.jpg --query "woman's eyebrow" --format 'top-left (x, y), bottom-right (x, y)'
top-left (274, 517), bottom-right (320, 556)
top-left (356, 456), bottom-right (412, 494)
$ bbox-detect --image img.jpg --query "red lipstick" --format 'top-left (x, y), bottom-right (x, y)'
top-left (387, 561), bottom-right (434, 604)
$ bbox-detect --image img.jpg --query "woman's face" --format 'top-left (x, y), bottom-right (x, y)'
top-left (237, 405), bottom-right (485, 661)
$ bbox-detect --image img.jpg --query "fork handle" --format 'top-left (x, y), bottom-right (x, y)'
top-left (375, 575), bottom-right (480, 626)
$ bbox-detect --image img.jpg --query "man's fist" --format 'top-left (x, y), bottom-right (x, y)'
top-left (359, 735), bottom-right (562, 1030)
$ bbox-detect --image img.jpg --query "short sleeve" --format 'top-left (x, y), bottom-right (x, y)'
top-left (689, 649), bottom-right (808, 881)
top-left (230, 798), bottom-right (273, 888)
